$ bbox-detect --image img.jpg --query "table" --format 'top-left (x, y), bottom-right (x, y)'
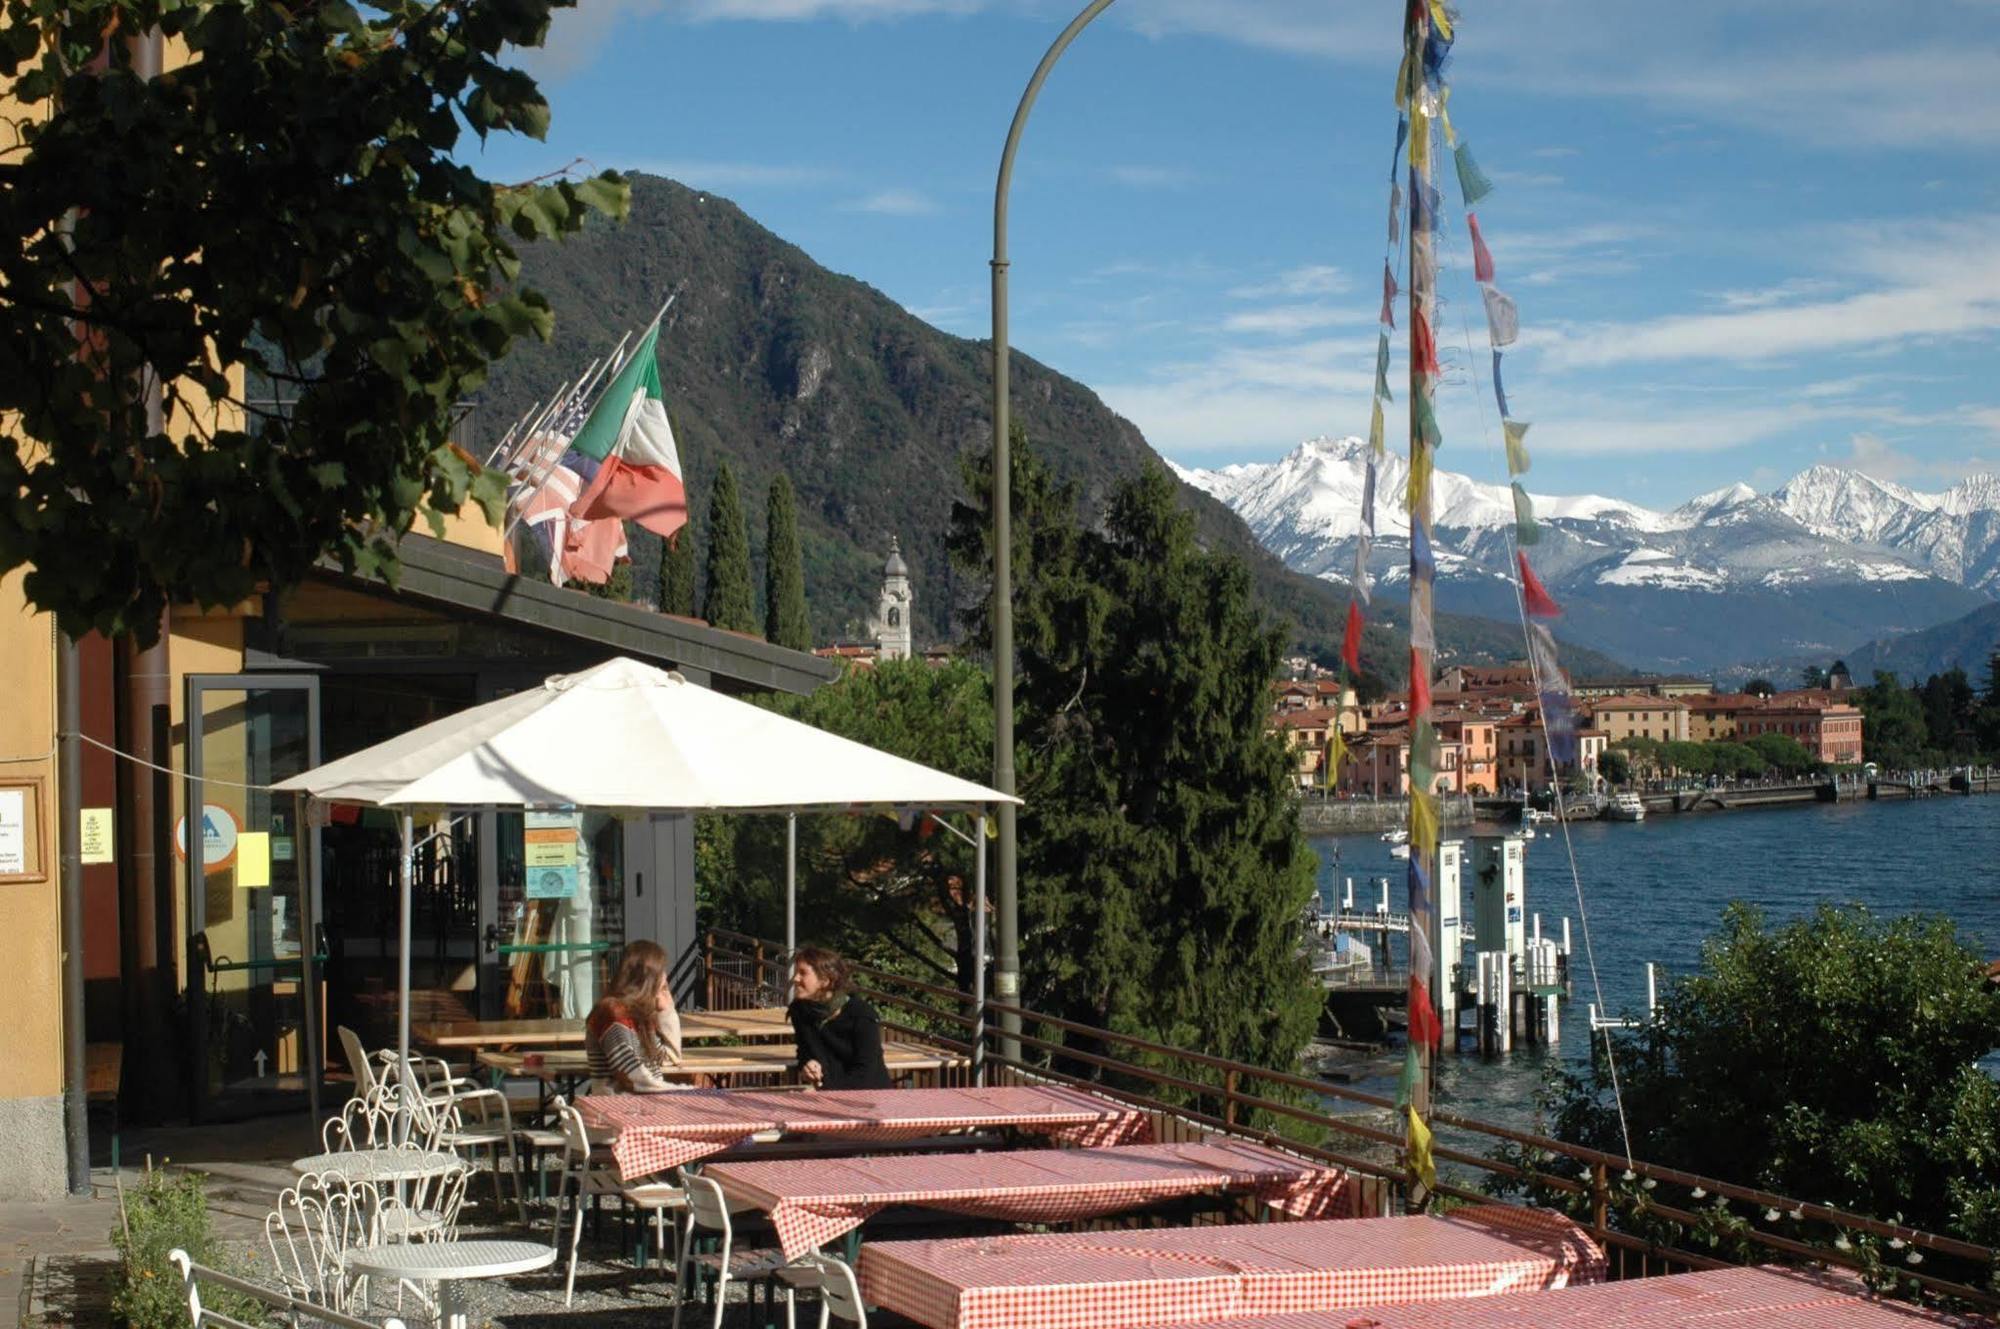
top-left (290, 1149), bottom-right (464, 1183)
top-left (342, 1239), bottom-right (555, 1329)
top-left (416, 1007), bottom-right (791, 1052)
top-left (856, 1205), bottom-right (1603, 1329)
top-left (1140, 1264), bottom-right (1986, 1329)
top-left (578, 1084), bottom-right (1153, 1181)
top-left (477, 1040), bottom-right (964, 1087)
top-left (707, 1138), bottom-right (1360, 1259)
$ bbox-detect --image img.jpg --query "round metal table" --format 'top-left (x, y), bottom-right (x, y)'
top-left (342, 1239), bottom-right (556, 1329)
top-left (290, 1149), bottom-right (463, 1183)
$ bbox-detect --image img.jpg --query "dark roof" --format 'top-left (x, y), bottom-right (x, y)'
top-left (320, 534), bottom-right (839, 695)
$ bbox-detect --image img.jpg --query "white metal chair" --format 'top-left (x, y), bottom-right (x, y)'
top-left (796, 1252), bottom-right (869, 1329)
top-left (674, 1168), bottom-right (799, 1329)
top-left (401, 1078), bottom-right (525, 1221)
top-left (265, 1171), bottom-right (371, 1312)
top-left (173, 1248), bottom-right (407, 1329)
top-left (552, 1102), bottom-right (687, 1306)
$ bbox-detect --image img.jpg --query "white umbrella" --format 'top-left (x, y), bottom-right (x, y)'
top-left (275, 656), bottom-right (1013, 1075)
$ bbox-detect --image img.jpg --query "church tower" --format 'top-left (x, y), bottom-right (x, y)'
top-left (876, 537), bottom-right (913, 661)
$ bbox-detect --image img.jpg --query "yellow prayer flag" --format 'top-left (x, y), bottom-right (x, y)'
top-left (1407, 1104), bottom-right (1439, 1191)
top-left (1428, 0), bottom-right (1454, 41)
top-left (1437, 86), bottom-right (1457, 149)
top-left (1411, 790), bottom-right (1439, 857)
top-left (1405, 446), bottom-right (1433, 514)
top-left (1329, 724), bottom-right (1348, 772)
top-left (1369, 398), bottom-right (1386, 457)
top-left (1504, 419), bottom-right (1531, 476)
top-left (1410, 103), bottom-right (1429, 174)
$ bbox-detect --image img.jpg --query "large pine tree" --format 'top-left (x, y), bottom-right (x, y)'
top-left (765, 474), bottom-right (812, 650)
top-left (702, 461), bottom-right (757, 632)
top-left (660, 523), bottom-right (697, 617)
top-left (951, 442), bottom-right (1322, 1075)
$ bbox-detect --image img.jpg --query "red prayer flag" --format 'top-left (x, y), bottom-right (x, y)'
top-left (1412, 305), bottom-right (1440, 376)
top-left (1468, 212), bottom-right (1495, 283)
top-left (1342, 601), bottom-right (1364, 674)
top-left (1408, 975), bottom-right (1443, 1047)
top-left (1517, 551), bottom-right (1563, 618)
top-left (1410, 648), bottom-right (1431, 715)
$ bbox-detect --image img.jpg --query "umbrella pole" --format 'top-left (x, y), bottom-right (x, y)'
top-left (785, 812), bottom-right (797, 986)
top-left (974, 811), bottom-right (988, 1087)
top-left (398, 812), bottom-right (413, 1094)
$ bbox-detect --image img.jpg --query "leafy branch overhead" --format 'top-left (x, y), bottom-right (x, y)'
top-left (0, 0), bottom-right (629, 640)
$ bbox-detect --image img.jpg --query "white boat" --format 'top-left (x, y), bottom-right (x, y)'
top-left (1380, 828), bottom-right (1409, 846)
top-left (1523, 808), bottom-right (1556, 824)
top-left (1389, 842), bottom-right (1410, 859)
top-left (1607, 792), bottom-right (1646, 822)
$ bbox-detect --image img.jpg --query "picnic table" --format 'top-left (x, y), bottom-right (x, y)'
top-left (856, 1205), bottom-right (1604, 1329)
top-left (706, 1138), bottom-right (1360, 1259)
top-left (413, 1006), bottom-right (792, 1053)
top-left (577, 1084), bottom-right (1154, 1181)
top-left (1138, 1264), bottom-right (1987, 1329)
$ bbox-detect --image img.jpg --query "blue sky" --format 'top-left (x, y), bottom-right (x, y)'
top-left (473, 0), bottom-right (2000, 508)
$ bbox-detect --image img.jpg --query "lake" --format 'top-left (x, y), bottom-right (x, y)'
top-left (1307, 793), bottom-right (2000, 1129)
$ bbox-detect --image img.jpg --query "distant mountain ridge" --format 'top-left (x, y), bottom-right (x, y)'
top-left (1178, 437), bottom-right (1996, 675)
top-left (1844, 601), bottom-right (2000, 684)
top-left (479, 175), bottom-right (1616, 678)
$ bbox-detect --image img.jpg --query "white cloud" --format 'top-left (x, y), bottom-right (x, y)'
top-left (1220, 304), bottom-right (1369, 336)
top-left (1227, 265), bottom-right (1348, 299)
top-left (841, 187), bottom-right (941, 215)
top-left (1104, 164), bottom-right (1198, 189)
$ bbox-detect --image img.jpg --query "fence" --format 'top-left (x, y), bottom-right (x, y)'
top-left (698, 927), bottom-right (2000, 1310)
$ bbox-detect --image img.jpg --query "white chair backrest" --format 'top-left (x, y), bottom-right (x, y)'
top-left (173, 1248), bottom-right (405, 1329)
top-left (264, 1172), bottom-right (372, 1310)
top-left (808, 1254), bottom-right (869, 1328)
top-left (680, 1169), bottom-right (732, 1234)
top-left (556, 1101), bottom-right (592, 1166)
top-left (336, 1026), bottom-right (379, 1096)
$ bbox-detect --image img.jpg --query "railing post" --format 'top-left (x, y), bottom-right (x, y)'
top-left (704, 930), bottom-right (716, 1009)
top-left (1222, 1068), bottom-right (1238, 1127)
top-left (754, 939), bottom-right (767, 1004)
top-left (1590, 1161), bottom-right (1610, 1242)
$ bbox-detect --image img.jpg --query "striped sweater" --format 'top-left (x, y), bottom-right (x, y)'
top-left (584, 999), bottom-right (683, 1093)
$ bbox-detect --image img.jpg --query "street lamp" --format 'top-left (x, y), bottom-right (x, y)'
top-left (989, 0), bottom-right (1119, 1060)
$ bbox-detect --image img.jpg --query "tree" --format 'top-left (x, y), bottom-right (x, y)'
top-left (1599, 748), bottom-right (1632, 786)
top-left (1920, 669), bottom-right (1975, 756)
top-left (701, 461), bottom-right (756, 632)
top-left (1859, 671), bottom-right (1928, 768)
top-left (1510, 904), bottom-right (2000, 1246)
top-left (1658, 740), bottom-right (1712, 778)
top-left (1800, 664), bottom-right (1829, 689)
top-left (659, 528), bottom-right (697, 617)
top-left (1743, 678), bottom-right (1777, 698)
top-left (764, 474), bottom-right (811, 650)
top-left (1744, 731), bottom-right (1815, 775)
top-left (952, 444), bottom-right (1322, 1076)
top-left (0, 0), bottom-right (628, 642)
top-left (1705, 741), bottom-right (1762, 780)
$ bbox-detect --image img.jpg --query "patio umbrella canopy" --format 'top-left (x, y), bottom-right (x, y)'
top-left (274, 655), bottom-right (1014, 812)
top-left (273, 655), bottom-right (1011, 1084)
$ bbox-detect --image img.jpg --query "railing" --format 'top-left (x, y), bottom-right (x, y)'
top-left (699, 927), bottom-right (2000, 1311)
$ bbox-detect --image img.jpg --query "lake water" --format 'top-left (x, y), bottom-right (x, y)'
top-left (1307, 793), bottom-right (2000, 1130)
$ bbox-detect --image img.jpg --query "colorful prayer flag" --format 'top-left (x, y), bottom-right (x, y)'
top-left (1413, 391), bottom-right (1443, 450)
top-left (1454, 141), bottom-right (1493, 206)
top-left (1518, 551), bottom-right (1563, 618)
top-left (1467, 212), bottom-right (1495, 283)
top-left (1410, 515), bottom-right (1436, 577)
top-left (1413, 305), bottom-right (1440, 375)
top-left (1512, 482), bottom-right (1539, 546)
top-left (1406, 445), bottom-right (1433, 513)
top-left (1342, 600), bottom-right (1364, 674)
top-left (1375, 332), bottom-right (1393, 402)
top-left (1481, 283), bottom-right (1519, 348)
top-left (1410, 650), bottom-right (1432, 716)
top-left (1411, 785), bottom-right (1438, 851)
top-left (1388, 182), bottom-right (1403, 246)
top-left (1492, 350), bottom-right (1510, 417)
top-left (1503, 418), bottom-right (1531, 476)
top-left (1369, 397), bottom-right (1386, 457)
top-left (1408, 1103), bottom-right (1439, 1191)
top-left (1381, 261), bottom-right (1399, 328)
top-left (1391, 116), bottom-right (1408, 179)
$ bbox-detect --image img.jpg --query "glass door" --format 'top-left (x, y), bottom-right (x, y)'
top-left (488, 809), bottom-right (626, 1018)
top-left (185, 674), bottom-right (320, 1120)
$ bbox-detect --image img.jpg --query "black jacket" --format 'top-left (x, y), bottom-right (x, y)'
top-left (787, 994), bottom-right (892, 1090)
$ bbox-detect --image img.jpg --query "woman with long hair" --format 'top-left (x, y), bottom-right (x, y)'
top-left (787, 945), bottom-right (890, 1091)
top-left (585, 939), bottom-right (685, 1093)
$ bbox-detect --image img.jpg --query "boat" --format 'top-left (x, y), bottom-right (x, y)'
top-left (1380, 828), bottom-right (1409, 845)
top-left (1388, 841), bottom-right (1410, 859)
top-left (1607, 792), bottom-right (1647, 822)
top-left (1523, 808), bottom-right (1556, 824)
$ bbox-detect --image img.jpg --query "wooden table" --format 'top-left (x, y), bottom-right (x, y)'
top-left (707, 1139), bottom-right (1359, 1259)
top-left (478, 1040), bottom-right (962, 1087)
top-left (415, 1006), bottom-right (792, 1053)
top-left (1139, 1264), bottom-right (1986, 1329)
top-left (578, 1084), bottom-right (1154, 1181)
top-left (856, 1205), bottom-right (1604, 1329)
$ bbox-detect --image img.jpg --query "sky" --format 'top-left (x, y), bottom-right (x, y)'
top-left (469, 0), bottom-right (2000, 509)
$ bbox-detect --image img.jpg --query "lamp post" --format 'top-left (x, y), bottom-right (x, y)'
top-left (990, 0), bottom-right (1119, 1064)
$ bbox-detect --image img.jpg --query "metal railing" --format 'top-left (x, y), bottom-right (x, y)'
top-left (699, 927), bottom-right (2000, 1310)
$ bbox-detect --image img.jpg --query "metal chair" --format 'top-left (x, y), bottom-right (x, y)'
top-left (265, 1171), bottom-right (371, 1312)
top-left (798, 1252), bottom-right (869, 1329)
top-left (399, 1075), bottom-right (525, 1220)
top-left (173, 1248), bottom-right (407, 1329)
top-left (674, 1169), bottom-right (798, 1329)
top-left (553, 1102), bottom-right (687, 1306)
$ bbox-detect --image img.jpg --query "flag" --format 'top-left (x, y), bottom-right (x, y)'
top-left (1518, 551), bottom-right (1563, 618)
top-left (1503, 418), bottom-right (1531, 476)
top-left (1410, 649), bottom-right (1432, 715)
top-left (1512, 482), bottom-right (1539, 546)
top-left (1408, 976), bottom-right (1444, 1047)
top-left (1369, 397), bottom-right (1387, 456)
top-left (1380, 261), bottom-right (1399, 328)
top-left (1342, 600), bottom-right (1364, 674)
top-left (503, 464), bottom-right (624, 587)
top-left (1454, 141), bottom-right (1493, 206)
top-left (1413, 304), bottom-right (1440, 375)
top-left (1467, 212), bottom-right (1495, 283)
top-left (1375, 332), bottom-right (1393, 401)
top-left (1481, 283), bottom-right (1519, 347)
top-left (568, 324), bottom-right (689, 539)
top-left (1410, 515), bottom-right (1436, 579)
top-left (1408, 1104), bottom-right (1439, 1191)
top-left (1492, 350), bottom-right (1510, 417)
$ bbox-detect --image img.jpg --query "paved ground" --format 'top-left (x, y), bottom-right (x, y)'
top-left (3, 1113), bottom-right (826, 1328)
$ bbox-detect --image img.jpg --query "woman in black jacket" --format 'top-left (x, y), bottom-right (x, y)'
top-left (787, 945), bottom-right (891, 1090)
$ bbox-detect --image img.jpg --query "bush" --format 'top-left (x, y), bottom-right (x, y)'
top-left (113, 1167), bottom-right (264, 1329)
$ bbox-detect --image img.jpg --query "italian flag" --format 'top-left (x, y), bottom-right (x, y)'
top-left (566, 324), bottom-right (688, 539)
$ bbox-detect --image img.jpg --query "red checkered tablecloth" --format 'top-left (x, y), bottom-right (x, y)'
top-left (707, 1138), bottom-right (1361, 1259)
top-left (857, 1205), bottom-right (1605, 1329)
top-left (1140, 1264), bottom-right (1986, 1328)
top-left (577, 1084), bottom-right (1152, 1182)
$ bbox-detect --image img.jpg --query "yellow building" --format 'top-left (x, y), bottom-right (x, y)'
top-left (1585, 694), bottom-right (1691, 744)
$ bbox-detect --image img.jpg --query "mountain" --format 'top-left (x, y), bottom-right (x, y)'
top-left (1844, 601), bottom-right (2000, 685)
top-left (1179, 437), bottom-right (1993, 675)
top-left (479, 174), bottom-right (1619, 678)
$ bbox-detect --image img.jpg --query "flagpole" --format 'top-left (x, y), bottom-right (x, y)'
top-left (482, 398), bottom-right (540, 468)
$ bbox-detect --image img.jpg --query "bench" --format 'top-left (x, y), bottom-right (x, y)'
top-left (169, 1249), bottom-right (408, 1329)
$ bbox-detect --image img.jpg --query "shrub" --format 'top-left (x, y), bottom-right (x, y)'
top-left (112, 1167), bottom-right (264, 1329)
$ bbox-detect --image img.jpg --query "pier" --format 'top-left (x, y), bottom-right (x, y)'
top-left (1471, 767), bottom-right (2000, 824)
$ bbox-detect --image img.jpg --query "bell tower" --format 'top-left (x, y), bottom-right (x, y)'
top-left (876, 537), bottom-right (913, 661)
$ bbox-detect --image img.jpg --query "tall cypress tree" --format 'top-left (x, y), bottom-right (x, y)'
top-left (702, 461), bottom-right (757, 633)
top-left (765, 474), bottom-right (812, 649)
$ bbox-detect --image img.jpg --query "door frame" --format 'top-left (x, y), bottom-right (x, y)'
top-left (184, 672), bottom-right (322, 1122)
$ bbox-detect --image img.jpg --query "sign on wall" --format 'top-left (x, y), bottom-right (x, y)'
top-left (175, 803), bottom-right (242, 876)
top-left (524, 808), bottom-right (580, 899)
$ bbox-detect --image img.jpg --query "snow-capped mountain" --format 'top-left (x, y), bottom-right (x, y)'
top-left (1175, 437), bottom-right (1997, 674)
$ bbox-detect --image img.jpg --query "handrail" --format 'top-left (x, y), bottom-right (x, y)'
top-left (700, 927), bottom-right (2000, 1306)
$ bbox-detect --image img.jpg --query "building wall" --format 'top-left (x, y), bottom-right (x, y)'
top-left (0, 570), bottom-right (67, 1199)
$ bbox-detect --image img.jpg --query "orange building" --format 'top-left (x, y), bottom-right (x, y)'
top-left (1739, 703), bottom-right (1865, 765)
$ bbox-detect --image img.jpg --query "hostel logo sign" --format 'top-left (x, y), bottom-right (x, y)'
top-left (175, 803), bottom-right (242, 876)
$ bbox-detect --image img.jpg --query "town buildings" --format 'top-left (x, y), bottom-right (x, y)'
top-left (1738, 702), bottom-right (1866, 765)
top-left (1585, 695), bottom-right (1692, 744)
